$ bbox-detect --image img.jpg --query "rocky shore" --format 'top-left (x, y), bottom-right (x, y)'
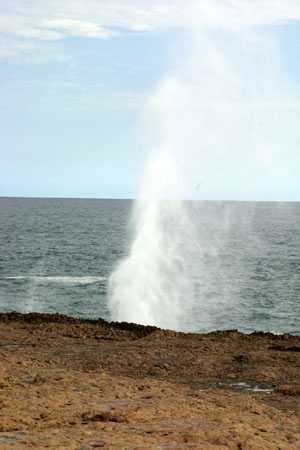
top-left (0, 312), bottom-right (299, 449)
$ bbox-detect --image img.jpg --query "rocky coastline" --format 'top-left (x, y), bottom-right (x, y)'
top-left (0, 312), bottom-right (299, 449)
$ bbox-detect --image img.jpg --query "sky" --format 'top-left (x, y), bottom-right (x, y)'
top-left (1, 0), bottom-right (300, 200)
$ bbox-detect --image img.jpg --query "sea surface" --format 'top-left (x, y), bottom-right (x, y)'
top-left (0, 197), bottom-right (299, 335)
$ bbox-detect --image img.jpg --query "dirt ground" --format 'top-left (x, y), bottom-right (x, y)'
top-left (0, 312), bottom-right (299, 449)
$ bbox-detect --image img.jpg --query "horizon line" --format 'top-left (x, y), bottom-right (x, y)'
top-left (0, 195), bottom-right (299, 203)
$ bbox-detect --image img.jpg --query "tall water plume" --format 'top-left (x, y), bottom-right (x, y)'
top-left (108, 12), bottom-right (300, 330)
top-left (108, 75), bottom-right (201, 330)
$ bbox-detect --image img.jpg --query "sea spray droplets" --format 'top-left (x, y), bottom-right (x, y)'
top-left (110, 23), bottom-right (300, 330)
top-left (108, 150), bottom-right (199, 330)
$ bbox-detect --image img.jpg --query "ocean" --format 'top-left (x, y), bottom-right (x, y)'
top-left (0, 197), bottom-right (299, 335)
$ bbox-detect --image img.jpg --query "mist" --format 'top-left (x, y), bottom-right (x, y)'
top-left (108, 17), bottom-right (300, 329)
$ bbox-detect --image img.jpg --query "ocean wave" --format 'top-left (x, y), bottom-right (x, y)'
top-left (1, 276), bottom-right (106, 285)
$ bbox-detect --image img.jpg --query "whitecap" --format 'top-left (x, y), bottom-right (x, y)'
top-left (1, 276), bottom-right (106, 285)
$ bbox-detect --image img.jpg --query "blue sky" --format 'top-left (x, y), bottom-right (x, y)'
top-left (1, 31), bottom-right (173, 198)
top-left (1, 1), bottom-right (300, 200)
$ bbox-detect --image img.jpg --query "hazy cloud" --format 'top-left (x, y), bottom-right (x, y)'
top-left (43, 19), bottom-right (114, 39)
top-left (1, 1), bottom-right (300, 59)
top-left (1, 0), bottom-right (300, 47)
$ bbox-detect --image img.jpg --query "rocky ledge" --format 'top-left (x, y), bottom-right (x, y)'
top-left (0, 312), bottom-right (299, 449)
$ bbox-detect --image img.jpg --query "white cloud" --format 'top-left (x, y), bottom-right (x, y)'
top-left (1, 0), bottom-right (300, 42)
top-left (1, 1), bottom-right (300, 59)
top-left (43, 19), bottom-right (114, 39)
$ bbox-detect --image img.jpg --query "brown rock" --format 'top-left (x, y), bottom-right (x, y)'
top-left (0, 312), bottom-right (299, 449)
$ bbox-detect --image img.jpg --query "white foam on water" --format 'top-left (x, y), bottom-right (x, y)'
top-left (2, 276), bottom-right (106, 285)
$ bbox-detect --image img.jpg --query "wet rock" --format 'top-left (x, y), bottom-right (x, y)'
top-left (81, 409), bottom-right (126, 424)
top-left (269, 345), bottom-right (300, 352)
top-left (232, 354), bottom-right (249, 363)
top-left (276, 384), bottom-right (300, 396)
top-left (21, 374), bottom-right (44, 385)
top-left (0, 435), bottom-right (19, 444)
top-left (87, 440), bottom-right (105, 448)
top-left (0, 433), bottom-right (24, 444)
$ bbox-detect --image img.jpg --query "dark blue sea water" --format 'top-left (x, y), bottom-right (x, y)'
top-left (0, 197), bottom-right (299, 334)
